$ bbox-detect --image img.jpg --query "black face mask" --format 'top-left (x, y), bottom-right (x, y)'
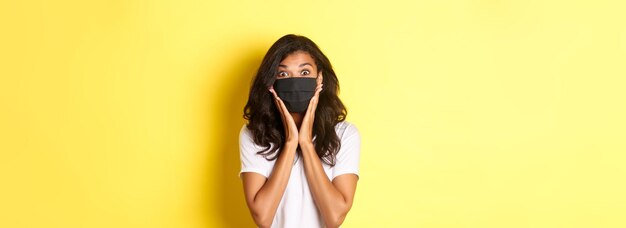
top-left (273, 77), bottom-right (317, 113)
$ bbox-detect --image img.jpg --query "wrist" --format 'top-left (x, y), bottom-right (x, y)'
top-left (298, 141), bottom-right (315, 151)
top-left (284, 140), bottom-right (298, 151)
top-left (298, 135), bottom-right (313, 144)
top-left (286, 137), bottom-right (298, 145)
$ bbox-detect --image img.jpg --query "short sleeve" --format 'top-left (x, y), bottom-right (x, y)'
top-left (331, 123), bottom-right (361, 180)
top-left (239, 124), bottom-right (272, 179)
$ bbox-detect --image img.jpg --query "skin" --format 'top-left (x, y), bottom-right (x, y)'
top-left (241, 51), bottom-right (358, 228)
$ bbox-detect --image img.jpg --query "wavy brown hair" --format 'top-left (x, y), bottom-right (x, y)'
top-left (243, 34), bottom-right (346, 166)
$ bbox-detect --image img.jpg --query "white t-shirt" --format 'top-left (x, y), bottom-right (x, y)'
top-left (239, 121), bottom-right (361, 228)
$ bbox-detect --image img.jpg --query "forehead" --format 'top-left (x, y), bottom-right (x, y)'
top-left (279, 51), bottom-right (316, 66)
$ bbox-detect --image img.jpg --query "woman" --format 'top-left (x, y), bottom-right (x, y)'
top-left (239, 34), bottom-right (361, 228)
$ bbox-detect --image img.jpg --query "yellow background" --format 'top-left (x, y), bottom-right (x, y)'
top-left (1, 0), bottom-right (625, 227)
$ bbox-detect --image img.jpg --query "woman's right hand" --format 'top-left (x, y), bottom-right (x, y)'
top-left (269, 86), bottom-right (299, 146)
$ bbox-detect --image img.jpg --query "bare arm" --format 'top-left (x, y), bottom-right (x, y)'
top-left (297, 75), bottom-right (358, 227)
top-left (300, 143), bottom-right (358, 228)
top-left (241, 142), bottom-right (297, 228)
top-left (241, 86), bottom-right (301, 227)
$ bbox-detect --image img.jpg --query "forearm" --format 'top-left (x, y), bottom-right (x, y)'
top-left (250, 143), bottom-right (298, 226)
top-left (300, 143), bottom-right (349, 228)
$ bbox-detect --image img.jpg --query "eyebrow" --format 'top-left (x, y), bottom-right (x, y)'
top-left (278, 63), bottom-right (313, 68)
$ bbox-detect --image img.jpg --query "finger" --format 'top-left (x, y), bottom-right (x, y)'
top-left (269, 87), bottom-right (280, 101)
top-left (268, 88), bottom-right (282, 112)
top-left (317, 75), bottom-right (323, 90)
top-left (270, 88), bottom-right (298, 128)
top-left (317, 73), bottom-right (323, 85)
top-left (303, 87), bottom-right (321, 123)
top-left (311, 86), bottom-right (323, 114)
top-left (315, 83), bottom-right (323, 91)
top-left (269, 88), bottom-right (287, 112)
top-left (274, 95), bottom-right (290, 117)
top-left (269, 88), bottom-right (290, 126)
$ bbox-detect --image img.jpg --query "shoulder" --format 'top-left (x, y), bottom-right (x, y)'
top-left (239, 124), bottom-right (249, 139)
top-left (240, 124), bottom-right (250, 137)
top-left (332, 121), bottom-right (361, 176)
top-left (239, 124), bottom-right (256, 147)
top-left (239, 124), bottom-right (265, 158)
top-left (334, 121), bottom-right (360, 141)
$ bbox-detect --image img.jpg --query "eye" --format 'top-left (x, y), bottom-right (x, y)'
top-left (301, 70), bottom-right (310, 76)
top-left (278, 71), bottom-right (289, 77)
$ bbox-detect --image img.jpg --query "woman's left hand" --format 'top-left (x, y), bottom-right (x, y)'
top-left (298, 75), bottom-right (323, 146)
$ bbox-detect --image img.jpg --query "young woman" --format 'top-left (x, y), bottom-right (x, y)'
top-left (239, 34), bottom-right (361, 228)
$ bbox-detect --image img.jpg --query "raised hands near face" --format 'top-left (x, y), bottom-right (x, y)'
top-left (269, 74), bottom-right (323, 147)
top-left (298, 74), bottom-right (323, 146)
top-left (269, 51), bottom-right (323, 147)
top-left (269, 86), bottom-right (299, 145)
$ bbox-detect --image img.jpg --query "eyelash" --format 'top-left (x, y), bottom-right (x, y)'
top-left (277, 70), bottom-right (311, 77)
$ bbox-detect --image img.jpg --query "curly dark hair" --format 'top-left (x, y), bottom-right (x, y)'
top-left (243, 34), bottom-right (347, 166)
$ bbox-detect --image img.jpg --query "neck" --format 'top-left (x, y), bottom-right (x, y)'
top-left (291, 112), bottom-right (303, 129)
